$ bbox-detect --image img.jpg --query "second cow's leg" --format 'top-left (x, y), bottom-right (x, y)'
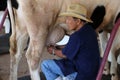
top-left (98, 31), bottom-right (110, 75)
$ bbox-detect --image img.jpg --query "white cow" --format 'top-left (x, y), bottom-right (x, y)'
top-left (7, 0), bottom-right (120, 80)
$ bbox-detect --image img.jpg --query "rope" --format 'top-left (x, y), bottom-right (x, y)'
top-left (0, 8), bottom-right (8, 31)
top-left (96, 18), bottom-right (120, 80)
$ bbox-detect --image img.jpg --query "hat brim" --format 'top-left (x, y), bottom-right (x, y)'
top-left (59, 12), bottom-right (93, 23)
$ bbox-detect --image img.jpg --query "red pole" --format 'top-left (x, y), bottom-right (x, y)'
top-left (96, 18), bottom-right (120, 80)
top-left (0, 8), bottom-right (8, 31)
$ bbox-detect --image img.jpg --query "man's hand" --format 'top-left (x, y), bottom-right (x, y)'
top-left (47, 45), bottom-right (66, 58)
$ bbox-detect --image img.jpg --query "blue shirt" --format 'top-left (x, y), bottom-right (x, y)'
top-left (54, 24), bottom-right (100, 80)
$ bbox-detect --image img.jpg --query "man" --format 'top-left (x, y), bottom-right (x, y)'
top-left (41, 3), bottom-right (100, 80)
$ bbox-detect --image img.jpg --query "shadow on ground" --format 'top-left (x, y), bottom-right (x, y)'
top-left (18, 73), bottom-right (111, 80)
top-left (18, 72), bottom-right (46, 80)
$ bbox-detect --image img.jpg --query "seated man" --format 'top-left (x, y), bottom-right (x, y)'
top-left (41, 3), bottom-right (100, 80)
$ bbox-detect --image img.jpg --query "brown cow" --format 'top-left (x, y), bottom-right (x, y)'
top-left (7, 0), bottom-right (120, 80)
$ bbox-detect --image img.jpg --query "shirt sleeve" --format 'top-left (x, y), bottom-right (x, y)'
top-left (62, 34), bottom-right (82, 60)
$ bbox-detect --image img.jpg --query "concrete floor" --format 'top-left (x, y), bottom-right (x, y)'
top-left (0, 33), bottom-right (10, 54)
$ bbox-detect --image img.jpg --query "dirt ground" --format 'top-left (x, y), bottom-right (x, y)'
top-left (0, 49), bottom-right (58, 80)
top-left (0, 50), bottom-right (112, 80)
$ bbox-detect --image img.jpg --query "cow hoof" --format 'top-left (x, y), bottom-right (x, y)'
top-left (103, 69), bottom-right (110, 75)
top-left (102, 74), bottom-right (111, 80)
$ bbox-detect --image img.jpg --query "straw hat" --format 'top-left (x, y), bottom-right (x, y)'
top-left (59, 3), bottom-right (93, 23)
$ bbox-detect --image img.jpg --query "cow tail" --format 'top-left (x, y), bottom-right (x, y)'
top-left (7, 0), bottom-right (16, 34)
top-left (7, 0), bottom-right (17, 54)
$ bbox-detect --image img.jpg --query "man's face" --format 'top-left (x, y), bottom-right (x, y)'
top-left (65, 16), bottom-right (79, 31)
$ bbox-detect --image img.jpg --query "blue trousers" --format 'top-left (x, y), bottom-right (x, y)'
top-left (41, 59), bottom-right (77, 80)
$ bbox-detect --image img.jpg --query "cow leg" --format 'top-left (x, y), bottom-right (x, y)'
top-left (110, 50), bottom-right (120, 80)
top-left (98, 31), bottom-right (108, 57)
top-left (110, 27), bottom-right (120, 80)
top-left (98, 31), bottom-right (110, 75)
top-left (9, 32), bottom-right (17, 80)
top-left (25, 40), bottom-right (40, 80)
top-left (9, 31), bottom-right (28, 80)
top-left (117, 55), bottom-right (120, 79)
top-left (25, 27), bottom-right (48, 80)
top-left (110, 50), bottom-right (119, 80)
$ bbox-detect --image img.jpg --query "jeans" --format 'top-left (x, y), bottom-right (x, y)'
top-left (41, 59), bottom-right (77, 80)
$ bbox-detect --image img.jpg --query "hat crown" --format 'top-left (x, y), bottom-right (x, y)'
top-left (59, 3), bottom-right (93, 23)
top-left (67, 4), bottom-right (87, 17)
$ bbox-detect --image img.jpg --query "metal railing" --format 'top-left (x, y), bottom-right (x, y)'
top-left (0, 8), bottom-right (8, 31)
